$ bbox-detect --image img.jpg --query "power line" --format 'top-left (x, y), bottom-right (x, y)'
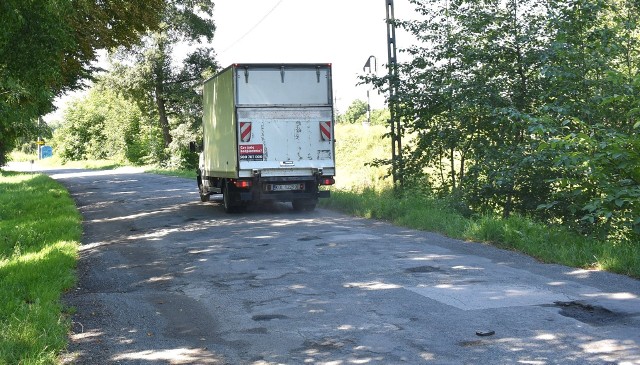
top-left (222, 0), bottom-right (285, 52)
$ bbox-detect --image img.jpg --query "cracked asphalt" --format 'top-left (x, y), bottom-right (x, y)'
top-left (13, 165), bottom-right (640, 364)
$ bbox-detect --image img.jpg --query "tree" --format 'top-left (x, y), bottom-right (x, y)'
top-left (52, 0), bottom-right (218, 169)
top-left (373, 0), bottom-right (640, 242)
top-left (110, 0), bottom-right (217, 165)
top-left (338, 99), bottom-right (369, 124)
top-left (390, 0), bottom-right (548, 216)
top-left (370, 108), bottom-right (391, 126)
top-left (53, 82), bottom-right (145, 163)
top-left (0, 0), bottom-right (165, 166)
top-left (535, 0), bottom-right (640, 240)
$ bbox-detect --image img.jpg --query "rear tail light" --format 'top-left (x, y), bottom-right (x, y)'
top-left (233, 180), bottom-right (252, 188)
top-left (320, 177), bottom-right (335, 185)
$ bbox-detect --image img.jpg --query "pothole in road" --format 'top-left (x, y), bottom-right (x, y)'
top-left (458, 339), bottom-right (490, 347)
top-left (550, 301), bottom-right (628, 326)
top-left (405, 265), bottom-right (443, 273)
top-left (302, 337), bottom-right (350, 350)
top-left (252, 314), bottom-right (289, 321)
top-left (298, 235), bottom-right (322, 241)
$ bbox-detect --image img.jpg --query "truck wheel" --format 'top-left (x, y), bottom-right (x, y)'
top-left (223, 182), bottom-right (238, 213)
top-left (197, 175), bottom-right (209, 202)
top-left (292, 199), bottom-right (317, 212)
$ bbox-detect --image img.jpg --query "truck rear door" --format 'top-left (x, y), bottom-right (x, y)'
top-left (234, 65), bottom-right (335, 178)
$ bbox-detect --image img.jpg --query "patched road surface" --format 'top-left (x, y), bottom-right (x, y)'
top-left (15, 166), bottom-right (640, 364)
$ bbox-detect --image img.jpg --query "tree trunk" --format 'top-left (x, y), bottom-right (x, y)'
top-left (450, 147), bottom-right (456, 191)
top-left (155, 85), bottom-right (172, 148)
top-left (503, 192), bottom-right (513, 219)
top-left (438, 147), bottom-right (446, 190)
top-left (459, 153), bottom-right (465, 188)
top-left (0, 140), bottom-right (6, 166)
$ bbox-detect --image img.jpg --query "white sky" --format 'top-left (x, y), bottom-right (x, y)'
top-left (47, 0), bottom-right (417, 121)
top-left (212, 0), bottom-right (416, 112)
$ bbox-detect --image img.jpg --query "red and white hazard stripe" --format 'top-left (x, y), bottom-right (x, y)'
top-left (240, 122), bottom-right (251, 142)
top-left (319, 121), bottom-right (332, 141)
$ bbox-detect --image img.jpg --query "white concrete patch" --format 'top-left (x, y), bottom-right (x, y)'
top-left (407, 283), bottom-right (572, 310)
top-left (180, 284), bottom-right (209, 301)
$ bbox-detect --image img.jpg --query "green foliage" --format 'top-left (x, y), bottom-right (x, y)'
top-left (110, 0), bottom-right (217, 159)
top-left (52, 0), bottom-right (217, 169)
top-left (8, 151), bottom-right (36, 163)
top-left (36, 157), bottom-right (123, 170)
top-left (369, 0), bottom-right (640, 244)
top-left (0, 172), bottom-right (81, 363)
top-left (537, 122), bottom-right (640, 242)
top-left (532, 0), bottom-right (640, 243)
top-left (369, 108), bottom-right (391, 126)
top-left (321, 125), bottom-right (639, 277)
top-left (0, 0), bottom-right (73, 166)
top-left (166, 123), bottom-right (200, 170)
top-left (0, 0), bottom-right (165, 167)
top-left (394, 0), bottom-right (548, 211)
top-left (338, 99), bottom-right (368, 124)
top-left (52, 84), bottom-right (144, 163)
top-left (337, 100), bottom-right (389, 126)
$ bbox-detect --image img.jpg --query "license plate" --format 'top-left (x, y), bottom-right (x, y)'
top-left (270, 183), bottom-right (303, 191)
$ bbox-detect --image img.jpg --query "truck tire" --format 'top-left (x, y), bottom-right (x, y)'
top-left (197, 174), bottom-right (209, 202)
top-left (223, 184), bottom-right (233, 213)
top-left (223, 181), bottom-right (240, 213)
top-left (292, 199), bottom-right (317, 212)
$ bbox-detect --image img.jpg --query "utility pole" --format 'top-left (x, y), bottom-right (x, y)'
top-left (386, 0), bottom-right (402, 189)
top-left (363, 55), bottom-right (377, 126)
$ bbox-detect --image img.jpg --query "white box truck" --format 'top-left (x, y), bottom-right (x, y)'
top-left (192, 63), bottom-right (336, 212)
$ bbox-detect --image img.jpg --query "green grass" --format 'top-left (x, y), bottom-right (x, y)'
top-left (8, 151), bottom-right (37, 163)
top-left (13, 153), bottom-right (195, 178)
top-left (0, 171), bottom-right (82, 364)
top-left (8, 152), bottom-right (124, 171)
top-left (333, 124), bottom-right (392, 191)
top-left (144, 167), bottom-right (196, 179)
top-left (8, 151), bottom-right (196, 179)
top-left (38, 156), bottom-right (122, 170)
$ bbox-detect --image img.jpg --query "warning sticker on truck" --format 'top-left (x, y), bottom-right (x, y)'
top-left (239, 144), bottom-right (264, 161)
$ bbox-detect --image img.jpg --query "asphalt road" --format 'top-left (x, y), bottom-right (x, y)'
top-left (13, 165), bottom-right (640, 364)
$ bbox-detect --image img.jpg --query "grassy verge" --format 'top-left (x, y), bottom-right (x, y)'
top-left (144, 167), bottom-right (195, 179)
top-left (37, 156), bottom-right (122, 170)
top-left (321, 124), bottom-right (640, 278)
top-left (8, 152), bottom-right (124, 171)
top-left (0, 171), bottom-right (81, 364)
top-left (319, 188), bottom-right (640, 278)
top-left (9, 152), bottom-right (195, 179)
top-left (7, 151), bottom-right (37, 162)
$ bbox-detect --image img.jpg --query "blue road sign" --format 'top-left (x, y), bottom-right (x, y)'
top-left (40, 145), bottom-right (53, 159)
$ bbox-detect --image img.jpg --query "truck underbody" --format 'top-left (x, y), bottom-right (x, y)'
top-left (197, 172), bottom-right (333, 213)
